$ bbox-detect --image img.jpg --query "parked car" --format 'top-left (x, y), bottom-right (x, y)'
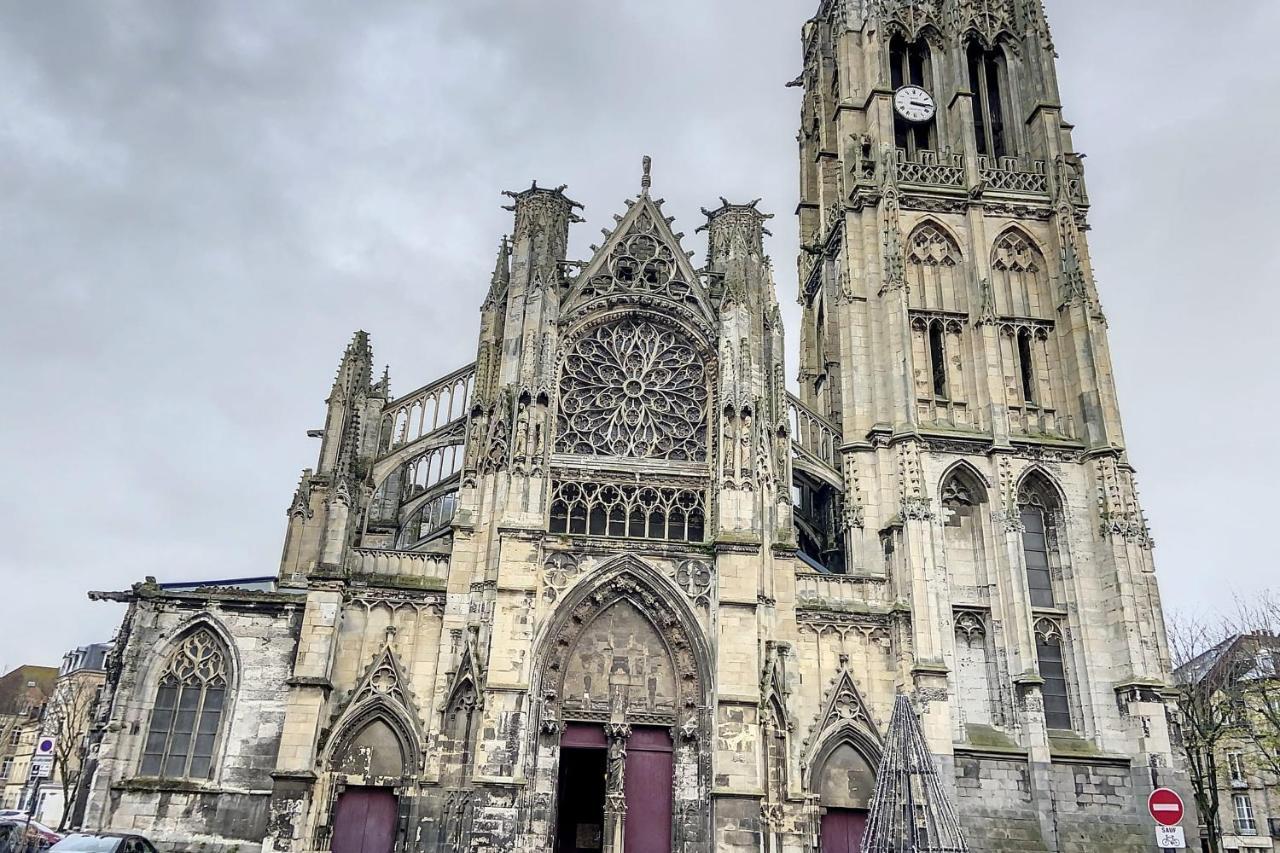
top-left (0, 819), bottom-right (57, 853)
top-left (48, 835), bottom-right (158, 853)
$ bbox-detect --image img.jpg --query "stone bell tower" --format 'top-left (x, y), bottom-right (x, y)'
top-left (790, 0), bottom-right (1187, 849)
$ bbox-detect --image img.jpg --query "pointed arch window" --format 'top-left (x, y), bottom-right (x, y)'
top-left (941, 467), bottom-right (990, 596)
top-left (1018, 474), bottom-right (1062, 609)
top-left (889, 34), bottom-right (935, 155)
top-left (991, 230), bottom-right (1049, 318)
top-left (967, 42), bottom-right (1012, 159)
top-left (906, 224), bottom-right (964, 313)
top-left (1034, 618), bottom-right (1073, 730)
top-left (140, 628), bottom-right (229, 779)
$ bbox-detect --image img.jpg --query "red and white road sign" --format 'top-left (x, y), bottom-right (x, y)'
top-left (1148, 788), bottom-right (1185, 827)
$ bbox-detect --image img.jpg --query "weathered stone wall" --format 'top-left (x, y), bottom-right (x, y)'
top-left (85, 593), bottom-right (301, 853)
top-left (955, 754), bottom-right (1152, 853)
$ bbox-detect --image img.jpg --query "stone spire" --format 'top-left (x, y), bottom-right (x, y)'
top-left (862, 694), bottom-right (968, 853)
top-left (483, 236), bottom-right (510, 309)
top-left (319, 331), bottom-right (374, 475)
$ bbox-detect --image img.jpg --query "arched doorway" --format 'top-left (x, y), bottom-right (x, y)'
top-left (534, 558), bottom-right (711, 853)
top-left (328, 716), bottom-right (410, 853)
top-left (814, 740), bottom-right (877, 853)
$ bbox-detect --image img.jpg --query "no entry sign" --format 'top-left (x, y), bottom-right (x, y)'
top-left (1148, 788), bottom-right (1185, 827)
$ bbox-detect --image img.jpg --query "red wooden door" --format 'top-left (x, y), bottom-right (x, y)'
top-left (332, 787), bottom-right (398, 853)
top-left (624, 727), bottom-right (673, 853)
top-left (820, 808), bottom-right (868, 853)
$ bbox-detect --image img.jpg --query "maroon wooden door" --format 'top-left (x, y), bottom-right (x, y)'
top-left (820, 808), bottom-right (868, 853)
top-left (331, 787), bottom-right (398, 853)
top-left (623, 727), bottom-right (673, 853)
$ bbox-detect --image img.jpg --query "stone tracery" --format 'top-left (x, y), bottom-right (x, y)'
top-left (556, 317), bottom-right (709, 461)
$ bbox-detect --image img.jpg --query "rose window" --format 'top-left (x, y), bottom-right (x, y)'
top-left (556, 318), bottom-right (707, 461)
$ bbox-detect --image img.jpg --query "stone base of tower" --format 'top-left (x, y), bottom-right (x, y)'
top-left (953, 753), bottom-right (1181, 853)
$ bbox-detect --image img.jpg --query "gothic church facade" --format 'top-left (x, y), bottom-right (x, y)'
top-left (84, 2), bottom-right (1190, 851)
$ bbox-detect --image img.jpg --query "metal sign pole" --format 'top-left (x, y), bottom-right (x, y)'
top-left (22, 775), bottom-right (42, 853)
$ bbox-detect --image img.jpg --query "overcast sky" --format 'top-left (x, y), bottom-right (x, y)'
top-left (1, 1), bottom-right (1276, 669)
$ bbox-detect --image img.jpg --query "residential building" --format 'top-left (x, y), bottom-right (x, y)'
top-left (0, 666), bottom-right (57, 811)
top-left (1177, 634), bottom-right (1280, 853)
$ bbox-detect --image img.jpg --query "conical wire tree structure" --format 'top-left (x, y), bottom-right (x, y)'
top-left (861, 693), bottom-right (968, 853)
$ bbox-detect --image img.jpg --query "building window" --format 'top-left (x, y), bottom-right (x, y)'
top-left (928, 321), bottom-right (949, 399)
top-left (1034, 618), bottom-right (1072, 730)
top-left (1020, 504), bottom-right (1053, 607)
top-left (1018, 473), bottom-right (1062, 608)
top-left (556, 318), bottom-right (708, 462)
top-left (906, 224), bottom-right (965, 312)
top-left (1016, 330), bottom-right (1036, 404)
top-left (1227, 750), bottom-right (1247, 785)
top-left (140, 627), bottom-right (230, 780)
top-left (990, 229), bottom-right (1050, 319)
top-left (967, 42), bottom-right (1011, 159)
top-left (0, 757), bottom-right (11, 780)
top-left (549, 479), bottom-right (706, 543)
top-left (890, 35), bottom-right (934, 154)
top-left (1234, 792), bottom-right (1257, 835)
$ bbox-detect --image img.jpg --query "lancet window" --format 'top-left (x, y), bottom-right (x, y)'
top-left (967, 42), bottom-right (1013, 159)
top-left (1034, 617), bottom-right (1073, 730)
top-left (997, 320), bottom-right (1059, 435)
top-left (906, 224), bottom-right (965, 313)
top-left (940, 467), bottom-right (989, 597)
top-left (991, 230), bottom-right (1050, 318)
top-left (140, 627), bottom-right (230, 779)
top-left (953, 611), bottom-right (996, 728)
top-left (548, 479), bottom-right (706, 543)
top-left (906, 224), bottom-right (971, 426)
top-left (1018, 473), bottom-right (1063, 609)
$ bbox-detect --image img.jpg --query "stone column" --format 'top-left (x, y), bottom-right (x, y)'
top-left (603, 724), bottom-right (630, 853)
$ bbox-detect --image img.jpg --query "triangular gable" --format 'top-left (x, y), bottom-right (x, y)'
top-left (760, 641), bottom-right (793, 730)
top-left (327, 639), bottom-right (424, 748)
top-left (562, 193), bottom-right (715, 324)
top-left (443, 629), bottom-right (486, 712)
top-left (803, 659), bottom-right (880, 761)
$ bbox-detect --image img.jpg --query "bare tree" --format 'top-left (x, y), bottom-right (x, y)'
top-left (1230, 591), bottom-right (1280, 780)
top-left (1168, 610), bottom-right (1239, 853)
top-left (40, 678), bottom-right (100, 831)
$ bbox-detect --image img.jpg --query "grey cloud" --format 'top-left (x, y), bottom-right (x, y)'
top-left (0, 0), bottom-right (1274, 667)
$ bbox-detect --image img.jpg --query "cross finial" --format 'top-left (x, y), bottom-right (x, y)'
top-left (641, 155), bottom-right (652, 194)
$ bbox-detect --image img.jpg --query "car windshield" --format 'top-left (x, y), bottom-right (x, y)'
top-left (50, 836), bottom-right (121, 853)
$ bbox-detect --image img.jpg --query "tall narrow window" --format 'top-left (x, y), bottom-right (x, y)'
top-left (1017, 329), bottom-right (1036, 404)
top-left (929, 321), bottom-right (948, 399)
top-left (140, 628), bottom-right (229, 779)
top-left (967, 42), bottom-right (1011, 159)
top-left (1234, 793), bottom-right (1257, 834)
top-left (1020, 506), bottom-right (1053, 607)
top-left (1018, 473), bottom-right (1062, 609)
top-left (941, 467), bottom-right (989, 595)
top-left (1227, 750), bottom-right (1247, 784)
top-left (1035, 620), bottom-right (1072, 730)
top-left (890, 35), bottom-right (934, 154)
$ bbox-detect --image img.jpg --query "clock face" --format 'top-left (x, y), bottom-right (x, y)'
top-left (894, 85), bottom-right (936, 123)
